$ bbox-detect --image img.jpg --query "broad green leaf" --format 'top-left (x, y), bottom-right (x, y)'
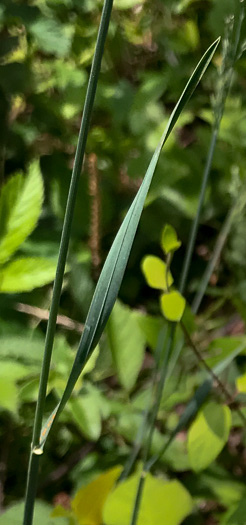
top-left (141, 255), bottom-right (173, 290)
top-left (0, 361), bottom-right (29, 380)
top-left (0, 257), bottom-right (57, 292)
top-left (201, 466), bottom-right (245, 507)
top-left (117, 410), bottom-right (190, 472)
top-left (0, 362), bottom-right (30, 411)
top-left (41, 38), bottom-right (220, 447)
top-left (161, 224), bottom-right (181, 255)
top-left (103, 472), bottom-right (193, 525)
top-left (188, 402), bottom-right (231, 472)
top-left (107, 300), bottom-right (145, 390)
top-left (0, 334), bottom-right (44, 364)
top-left (134, 312), bottom-right (163, 350)
top-left (147, 380), bottom-right (212, 471)
top-left (160, 291), bottom-right (185, 321)
top-left (221, 497), bottom-right (246, 524)
top-left (0, 500), bottom-right (67, 524)
top-left (0, 377), bottom-right (18, 412)
top-left (72, 466), bottom-right (122, 525)
top-left (29, 18), bottom-right (73, 57)
top-left (0, 160), bottom-right (43, 265)
top-left (206, 337), bottom-right (246, 374)
top-left (68, 393), bottom-right (102, 441)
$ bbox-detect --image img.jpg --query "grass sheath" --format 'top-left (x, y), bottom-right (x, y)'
top-left (23, 1), bottom-right (114, 523)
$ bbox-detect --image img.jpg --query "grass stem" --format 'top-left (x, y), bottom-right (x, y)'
top-left (129, 324), bottom-right (175, 525)
top-left (23, 1), bottom-right (113, 523)
top-left (179, 0), bottom-right (244, 295)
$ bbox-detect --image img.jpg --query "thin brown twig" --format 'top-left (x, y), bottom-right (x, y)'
top-left (15, 303), bottom-right (84, 333)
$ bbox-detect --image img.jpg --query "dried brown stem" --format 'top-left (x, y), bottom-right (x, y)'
top-left (15, 303), bottom-right (84, 333)
top-left (88, 153), bottom-right (101, 279)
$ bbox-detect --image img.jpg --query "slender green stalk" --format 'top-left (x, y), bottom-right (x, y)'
top-left (130, 325), bottom-right (175, 525)
top-left (192, 202), bottom-right (236, 313)
top-left (179, 127), bottom-right (219, 294)
top-left (23, 2), bottom-right (113, 524)
top-left (119, 325), bottom-right (168, 482)
top-left (179, 1), bottom-right (244, 295)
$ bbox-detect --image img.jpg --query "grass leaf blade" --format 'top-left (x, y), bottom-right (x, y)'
top-left (40, 38), bottom-right (220, 448)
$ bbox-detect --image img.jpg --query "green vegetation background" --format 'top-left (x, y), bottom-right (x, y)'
top-left (1, 0), bottom-right (246, 523)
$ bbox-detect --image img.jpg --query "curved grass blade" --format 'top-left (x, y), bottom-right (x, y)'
top-left (40, 38), bottom-right (220, 449)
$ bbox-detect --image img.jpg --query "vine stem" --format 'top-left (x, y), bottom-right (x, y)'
top-left (23, 1), bottom-right (113, 523)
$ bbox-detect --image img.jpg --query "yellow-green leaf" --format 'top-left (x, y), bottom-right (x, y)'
top-left (103, 472), bottom-right (193, 525)
top-left (141, 255), bottom-right (173, 290)
top-left (0, 257), bottom-right (57, 292)
top-left (115, 0), bottom-right (145, 9)
top-left (72, 466), bottom-right (122, 525)
top-left (188, 402), bottom-right (231, 472)
top-left (160, 291), bottom-right (185, 321)
top-left (161, 224), bottom-right (181, 255)
top-left (236, 373), bottom-right (246, 393)
top-left (0, 160), bottom-right (43, 265)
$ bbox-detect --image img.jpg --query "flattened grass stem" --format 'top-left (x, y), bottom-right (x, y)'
top-left (23, 1), bottom-right (113, 523)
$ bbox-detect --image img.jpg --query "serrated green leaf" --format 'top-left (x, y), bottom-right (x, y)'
top-left (141, 255), bottom-right (173, 290)
top-left (160, 291), bottom-right (186, 322)
top-left (107, 300), bottom-right (145, 391)
top-left (41, 38), bottom-right (220, 447)
top-left (188, 402), bottom-right (231, 472)
top-left (161, 224), bottom-right (181, 255)
top-left (0, 160), bottom-right (43, 265)
top-left (103, 472), bottom-right (193, 525)
top-left (0, 257), bottom-right (57, 292)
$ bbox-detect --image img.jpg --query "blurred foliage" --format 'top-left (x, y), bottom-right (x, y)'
top-left (1, 0), bottom-right (246, 524)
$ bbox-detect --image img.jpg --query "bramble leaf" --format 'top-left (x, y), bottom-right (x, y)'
top-left (0, 160), bottom-right (43, 265)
